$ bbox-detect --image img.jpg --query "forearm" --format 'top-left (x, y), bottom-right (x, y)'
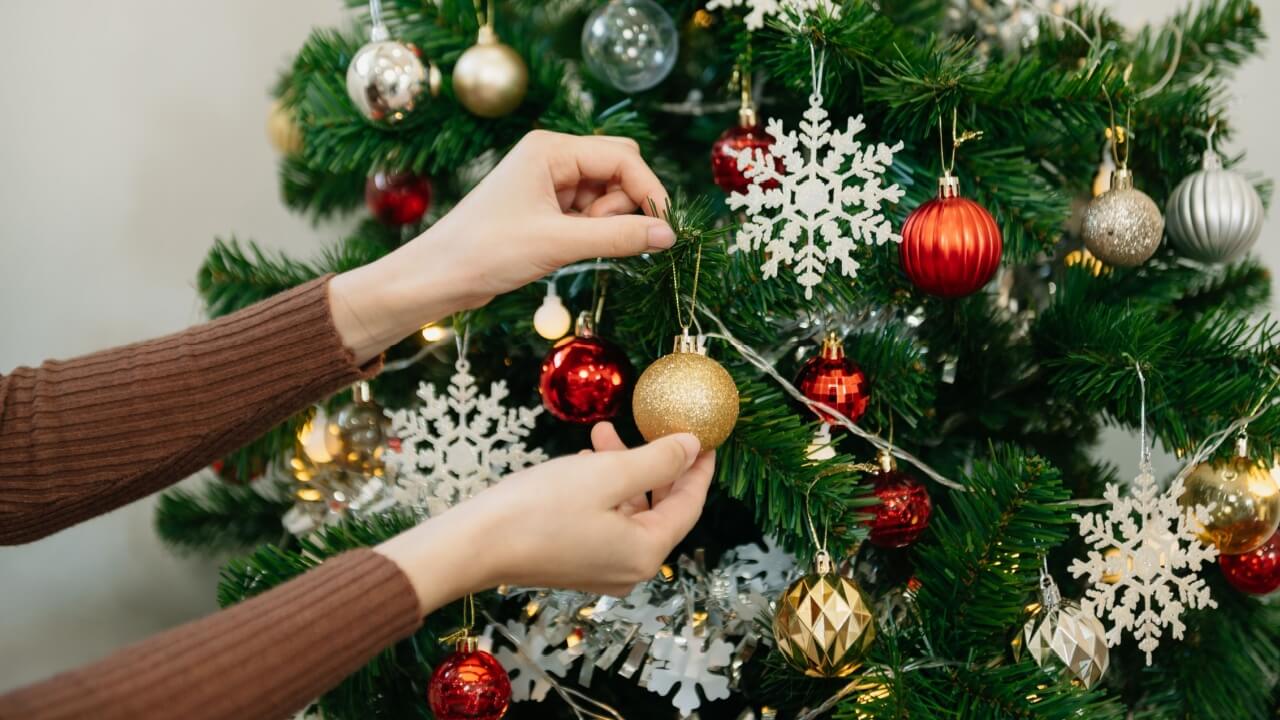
top-left (0, 276), bottom-right (377, 544)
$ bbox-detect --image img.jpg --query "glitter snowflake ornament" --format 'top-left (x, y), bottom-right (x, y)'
top-left (1069, 460), bottom-right (1218, 665)
top-left (705, 0), bottom-right (839, 30)
top-left (388, 358), bottom-right (546, 515)
top-left (726, 52), bottom-right (904, 299)
top-left (646, 625), bottom-right (734, 716)
top-left (493, 620), bottom-right (569, 702)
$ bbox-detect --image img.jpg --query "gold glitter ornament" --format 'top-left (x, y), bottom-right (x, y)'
top-left (1082, 168), bottom-right (1164, 267)
top-left (1180, 440), bottom-right (1280, 555)
top-left (266, 99), bottom-right (303, 155)
top-left (632, 332), bottom-right (739, 450)
top-left (772, 551), bottom-right (876, 678)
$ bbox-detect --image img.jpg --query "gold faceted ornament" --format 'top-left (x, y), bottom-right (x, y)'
top-left (453, 25), bottom-right (528, 118)
top-left (1018, 599), bottom-right (1109, 689)
top-left (632, 333), bottom-right (740, 450)
top-left (266, 99), bottom-right (303, 156)
top-left (772, 551), bottom-right (876, 678)
top-left (1180, 450), bottom-right (1280, 555)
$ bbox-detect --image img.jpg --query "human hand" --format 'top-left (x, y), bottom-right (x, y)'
top-left (331, 131), bottom-right (672, 363)
top-left (377, 424), bottom-right (715, 613)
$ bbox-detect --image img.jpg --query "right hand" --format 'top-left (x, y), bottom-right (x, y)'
top-left (378, 424), bottom-right (715, 611)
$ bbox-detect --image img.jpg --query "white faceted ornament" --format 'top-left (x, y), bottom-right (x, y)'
top-left (1022, 599), bottom-right (1109, 689)
top-left (727, 91), bottom-right (905, 299)
top-left (1069, 462), bottom-right (1218, 665)
top-left (1167, 149), bottom-right (1265, 264)
top-left (387, 358), bottom-right (547, 515)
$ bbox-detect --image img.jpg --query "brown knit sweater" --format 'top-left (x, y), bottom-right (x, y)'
top-left (0, 277), bottom-right (423, 719)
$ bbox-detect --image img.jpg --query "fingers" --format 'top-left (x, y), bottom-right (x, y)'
top-left (633, 450), bottom-right (716, 546)
top-left (602, 433), bottom-right (701, 505)
top-left (590, 422), bottom-right (628, 452)
top-left (551, 214), bottom-right (676, 264)
top-left (540, 133), bottom-right (669, 216)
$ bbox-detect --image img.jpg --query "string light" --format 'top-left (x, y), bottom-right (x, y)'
top-left (533, 284), bottom-right (572, 340)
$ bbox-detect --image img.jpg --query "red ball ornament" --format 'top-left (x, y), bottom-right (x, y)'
top-left (899, 175), bottom-right (1003, 298)
top-left (365, 170), bottom-right (432, 226)
top-left (1220, 528), bottom-right (1280, 595)
top-left (427, 640), bottom-right (511, 720)
top-left (797, 333), bottom-right (869, 425)
top-left (711, 105), bottom-right (781, 195)
top-left (865, 452), bottom-right (932, 548)
top-left (539, 313), bottom-right (633, 424)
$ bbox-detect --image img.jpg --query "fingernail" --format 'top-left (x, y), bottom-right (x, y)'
top-left (671, 433), bottom-right (701, 467)
top-left (647, 223), bottom-right (676, 250)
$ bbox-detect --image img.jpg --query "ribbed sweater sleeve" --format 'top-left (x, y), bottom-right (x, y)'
top-left (0, 549), bottom-right (423, 720)
top-left (0, 275), bottom-right (380, 544)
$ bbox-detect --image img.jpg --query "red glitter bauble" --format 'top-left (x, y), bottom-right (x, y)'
top-left (797, 335), bottom-right (868, 425)
top-left (365, 170), bottom-right (432, 226)
top-left (899, 176), bottom-right (1002, 298)
top-left (539, 323), bottom-right (633, 424)
top-left (866, 457), bottom-right (932, 548)
top-left (427, 647), bottom-right (511, 720)
top-left (1220, 528), bottom-right (1280, 595)
top-left (711, 122), bottom-right (781, 195)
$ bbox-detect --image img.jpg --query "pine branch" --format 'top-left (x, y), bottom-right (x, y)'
top-left (155, 481), bottom-right (294, 555)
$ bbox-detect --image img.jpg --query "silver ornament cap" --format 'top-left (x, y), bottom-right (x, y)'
top-left (1166, 149), bottom-right (1265, 264)
top-left (1082, 169), bottom-right (1164, 267)
top-left (346, 39), bottom-right (436, 123)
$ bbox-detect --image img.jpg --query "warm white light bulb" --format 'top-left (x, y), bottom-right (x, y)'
top-left (420, 323), bottom-right (447, 343)
top-left (534, 287), bottom-right (572, 339)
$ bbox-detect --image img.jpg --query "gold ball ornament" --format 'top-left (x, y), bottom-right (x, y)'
top-left (1181, 452), bottom-right (1280, 555)
top-left (453, 25), bottom-right (528, 118)
top-left (266, 99), bottom-right (303, 156)
top-left (773, 552), bottom-right (876, 678)
top-left (632, 334), bottom-right (739, 450)
top-left (327, 381), bottom-right (389, 479)
top-left (1082, 169), bottom-right (1164, 267)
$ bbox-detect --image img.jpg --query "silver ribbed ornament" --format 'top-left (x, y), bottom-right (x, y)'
top-left (1166, 145), bottom-right (1264, 264)
top-left (1016, 567), bottom-right (1109, 689)
top-left (1082, 168), bottom-right (1164, 267)
top-left (345, 8), bottom-right (440, 124)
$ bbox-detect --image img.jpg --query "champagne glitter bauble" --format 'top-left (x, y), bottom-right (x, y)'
top-left (266, 99), bottom-right (302, 155)
top-left (346, 37), bottom-right (439, 124)
top-left (539, 315), bottom-right (633, 424)
top-left (427, 639), bottom-right (511, 720)
top-left (1082, 169), bottom-right (1163, 267)
top-left (773, 552), bottom-right (876, 678)
top-left (365, 170), bottom-right (432, 226)
top-left (1166, 148), bottom-right (1264, 264)
top-left (632, 334), bottom-right (739, 450)
top-left (453, 25), bottom-right (528, 118)
top-left (327, 382), bottom-right (389, 478)
top-left (899, 175), bottom-right (1003, 298)
top-left (1019, 598), bottom-right (1109, 689)
top-left (581, 0), bottom-right (678, 93)
top-left (1181, 453), bottom-right (1280, 555)
top-left (1220, 528), bottom-right (1280, 595)
top-left (866, 453), bottom-right (932, 549)
top-left (797, 333), bottom-right (868, 425)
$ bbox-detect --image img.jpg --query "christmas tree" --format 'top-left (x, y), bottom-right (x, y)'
top-left (157, 0), bottom-right (1280, 717)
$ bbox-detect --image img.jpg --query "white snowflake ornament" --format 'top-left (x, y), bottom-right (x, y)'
top-left (388, 358), bottom-right (547, 515)
top-left (493, 620), bottom-right (570, 702)
top-left (706, 0), bottom-right (839, 30)
top-left (646, 625), bottom-right (734, 716)
top-left (732, 535), bottom-right (795, 592)
top-left (726, 90), bottom-right (905, 299)
top-left (1069, 462), bottom-right (1218, 665)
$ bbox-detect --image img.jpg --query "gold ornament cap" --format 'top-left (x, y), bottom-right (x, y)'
top-left (454, 634), bottom-right (480, 653)
top-left (937, 174), bottom-right (961, 199)
top-left (1109, 168), bottom-right (1134, 192)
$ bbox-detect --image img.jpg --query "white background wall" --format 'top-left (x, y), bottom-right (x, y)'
top-left (0, 0), bottom-right (1276, 694)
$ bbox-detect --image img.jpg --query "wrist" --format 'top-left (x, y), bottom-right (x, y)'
top-left (374, 500), bottom-right (501, 617)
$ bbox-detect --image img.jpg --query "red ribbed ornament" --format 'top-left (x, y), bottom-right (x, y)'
top-left (1220, 528), bottom-right (1280, 595)
top-left (797, 333), bottom-right (869, 425)
top-left (365, 170), bottom-right (432, 226)
top-left (899, 175), bottom-right (1002, 298)
top-left (711, 104), bottom-right (781, 195)
top-left (539, 313), bottom-right (633, 424)
top-left (866, 452), bottom-right (932, 548)
top-left (427, 641), bottom-right (511, 720)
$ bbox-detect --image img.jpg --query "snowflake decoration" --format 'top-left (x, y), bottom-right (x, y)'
top-left (733, 535), bottom-right (795, 592)
top-left (726, 93), bottom-right (905, 299)
top-left (494, 620), bottom-right (570, 702)
top-left (706, 0), bottom-right (839, 30)
top-left (1069, 462), bottom-right (1218, 665)
top-left (602, 586), bottom-right (682, 636)
top-left (646, 625), bottom-right (734, 716)
top-left (387, 358), bottom-right (547, 516)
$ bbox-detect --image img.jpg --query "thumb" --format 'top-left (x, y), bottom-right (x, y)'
top-left (553, 213), bottom-right (676, 263)
top-left (604, 433), bottom-right (700, 505)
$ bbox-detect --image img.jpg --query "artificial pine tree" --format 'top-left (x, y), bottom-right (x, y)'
top-left (157, 0), bottom-right (1280, 717)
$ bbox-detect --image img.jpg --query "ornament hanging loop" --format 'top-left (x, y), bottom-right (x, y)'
top-left (936, 107), bottom-right (982, 197)
top-left (1039, 556), bottom-right (1061, 611)
top-left (671, 241), bottom-right (705, 337)
top-left (1132, 357), bottom-right (1151, 469)
top-left (367, 0), bottom-right (389, 41)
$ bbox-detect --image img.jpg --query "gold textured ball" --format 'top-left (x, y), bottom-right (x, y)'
top-left (453, 27), bottom-right (528, 118)
top-left (1082, 170), bottom-right (1164, 267)
top-left (632, 348), bottom-right (739, 450)
top-left (1181, 455), bottom-right (1280, 554)
top-left (773, 570), bottom-right (876, 677)
top-left (266, 99), bottom-right (303, 155)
